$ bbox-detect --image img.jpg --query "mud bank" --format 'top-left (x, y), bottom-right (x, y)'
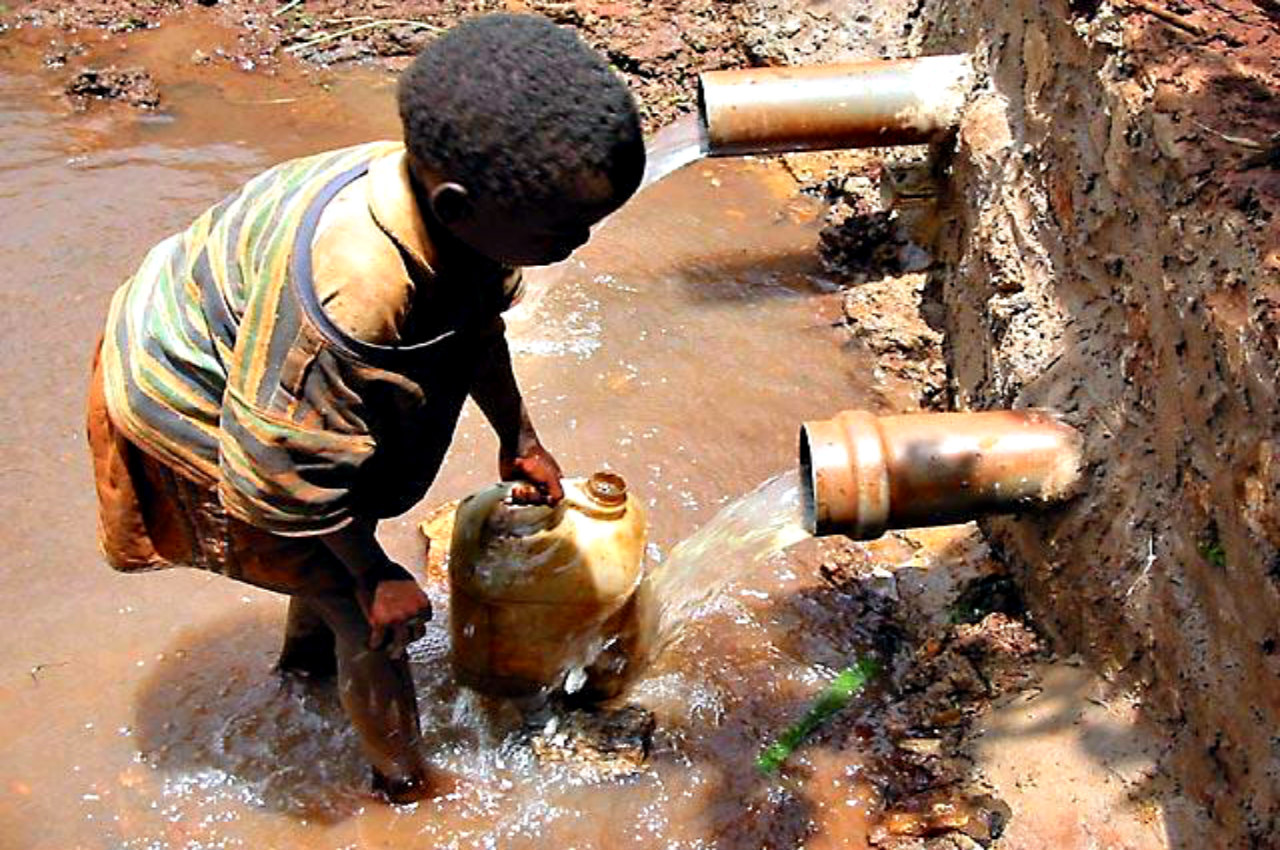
top-left (911, 1), bottom-right (1280, 846)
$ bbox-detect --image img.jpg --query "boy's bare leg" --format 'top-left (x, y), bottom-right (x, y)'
top-left (277, 597), bottom-right (337, 678)
top-left (306, 594), bottom-right (430, 802)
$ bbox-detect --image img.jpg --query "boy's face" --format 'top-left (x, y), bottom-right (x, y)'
top-left (456, 191), bottom-right (620, 266)
top-left (414, 159), bottom-right (634, 266)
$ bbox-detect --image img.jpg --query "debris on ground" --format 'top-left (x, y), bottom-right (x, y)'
top-left (529, 704), bottom-right (655, 780)
top-left (821, 209), bottom-right (914, 281)
top-left (815, 530), bottom-right (1048, 846)
top-left (841, 275), bottom-right (947, 410)
top-left (870, 791), bottom-right (1012, 849)
top-left (782, 144), bottom-right (948, 409)
top-left (64, 65), bottom-right (161, 109)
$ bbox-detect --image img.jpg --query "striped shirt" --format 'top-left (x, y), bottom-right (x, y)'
top-left (100, 142), bottom-right (522, 535)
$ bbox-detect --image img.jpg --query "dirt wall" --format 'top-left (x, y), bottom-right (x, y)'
top-left (910, 1), bottom-right (1280, 845)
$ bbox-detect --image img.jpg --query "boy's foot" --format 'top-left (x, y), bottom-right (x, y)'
top-left (371, 766), bottom-right (451, 805)
top-left (274, 645), bottom-right (338, 680)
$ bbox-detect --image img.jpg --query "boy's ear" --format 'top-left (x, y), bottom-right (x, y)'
top-left (428, 182), bottom-right (473, 225)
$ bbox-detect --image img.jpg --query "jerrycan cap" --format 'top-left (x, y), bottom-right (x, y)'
top-left (586, 471), bottom-right (628, 508)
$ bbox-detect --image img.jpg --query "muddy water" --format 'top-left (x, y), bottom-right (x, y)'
top-left (0, 16), bottom-right (916, 849)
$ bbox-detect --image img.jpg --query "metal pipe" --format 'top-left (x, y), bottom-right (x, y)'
top-left (698, 55), bottom-right (974, 157)
top-left (800, 409), bottom-right (1084, 538)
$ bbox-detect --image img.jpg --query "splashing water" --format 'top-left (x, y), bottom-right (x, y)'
top-left (642, 470), bottom-right (811, 653)
top-left (640, 113), bottom-right (710, 191)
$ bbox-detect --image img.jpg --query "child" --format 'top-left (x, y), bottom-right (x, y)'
top-left (86, 14), bottom-right (645, 803)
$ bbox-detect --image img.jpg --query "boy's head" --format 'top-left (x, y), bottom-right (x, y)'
top-left (398, 14), bottom-right (645, 266)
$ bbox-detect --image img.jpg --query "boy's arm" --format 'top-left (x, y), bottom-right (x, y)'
top-left (320, 519), bottom-right (431, 653)
top-left (470, 327), bottom-right (564, 504)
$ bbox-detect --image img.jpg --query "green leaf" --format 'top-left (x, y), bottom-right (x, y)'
top-left (756, 657), bottom-right (879, 774)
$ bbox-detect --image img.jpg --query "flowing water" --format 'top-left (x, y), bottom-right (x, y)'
top-left (645, 471), bottom-right (811, 652)
top-left (640, 114), bottom-right (710, 191)
top-left (0, 13), bottom-right (926, 849)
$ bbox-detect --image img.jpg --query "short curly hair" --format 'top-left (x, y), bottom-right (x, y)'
top-left (398, 14), bottom-right (645, 212)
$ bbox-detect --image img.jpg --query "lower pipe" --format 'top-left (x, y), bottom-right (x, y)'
top-left (799, 409), bottom-right (1084, 539)
top-left (697, 55), bottom-right (974, 157)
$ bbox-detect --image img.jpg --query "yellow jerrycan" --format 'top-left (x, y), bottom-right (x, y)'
top-left (449, 471), bottom-right (649, 699)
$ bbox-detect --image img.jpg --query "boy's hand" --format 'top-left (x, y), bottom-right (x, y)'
top-left (501, 442), bottom-right (564, 505)
top-left (363, 578), bottom-right (432, 655)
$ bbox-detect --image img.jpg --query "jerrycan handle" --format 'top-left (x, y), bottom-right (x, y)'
top-left (489, 481), bottom-right (568, 536)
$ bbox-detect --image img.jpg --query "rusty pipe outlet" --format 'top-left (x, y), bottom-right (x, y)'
top-left (799, 410), bottom-right (1084, 539)
top-left (697, 55), bottom-right (974, 157)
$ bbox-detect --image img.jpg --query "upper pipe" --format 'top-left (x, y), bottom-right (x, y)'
top-left (698, 55), bottom-right (974, 157)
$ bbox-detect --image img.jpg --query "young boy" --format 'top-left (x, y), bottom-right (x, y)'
top-left (86, 14), bottom-right (645, 803)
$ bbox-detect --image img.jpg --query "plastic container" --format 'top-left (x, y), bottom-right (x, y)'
top-left (449, 471), bottom-right (649, 699)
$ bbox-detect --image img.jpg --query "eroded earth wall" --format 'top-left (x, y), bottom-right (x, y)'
top-left (910, 1), bottom-right (1280, 845)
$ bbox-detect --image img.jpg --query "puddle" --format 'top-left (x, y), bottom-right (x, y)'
top-left (0, 15), bottom-right (923, 850)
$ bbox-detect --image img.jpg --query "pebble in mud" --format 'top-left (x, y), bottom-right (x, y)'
top-left (870, 792), bottom-right (1012, 849)
top-left (528, 705), bottom-right (655, 779)
top-left (64, 65), bottom-right (160, 109)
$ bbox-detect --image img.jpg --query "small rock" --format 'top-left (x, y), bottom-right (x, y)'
top-left (924, 836), bottom-right (984, 850)
top-left (897, 737), bottom-right (945, 758)
top-left (311, 41), bottom-right (368, 65)
top-left (626, 25), bottom-right (684, 62)
top-left (65, 66), bottom-right (161, 110)
top-left (43, 47), bottom-right (70, 68)
top-left (529, 704), bottom-right (654, 779)
top-left (872, 792), bottom-right (1011, 848)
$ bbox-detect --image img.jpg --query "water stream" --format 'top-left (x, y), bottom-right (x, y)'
top-left (639, 113), bottom-right (710, 191)
top-left (644, 470), bottom-right (811, 653)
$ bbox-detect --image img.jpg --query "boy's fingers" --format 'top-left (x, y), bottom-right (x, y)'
top-left (403, 621), bottom-right (426, 647)
top-left (387, 622), bottom-right (425, 658)
top-left (509, 482), bottom-right (542, 503)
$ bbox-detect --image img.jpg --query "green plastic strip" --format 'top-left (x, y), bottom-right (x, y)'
top-left (756, 656), bottom-right (880, 774)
